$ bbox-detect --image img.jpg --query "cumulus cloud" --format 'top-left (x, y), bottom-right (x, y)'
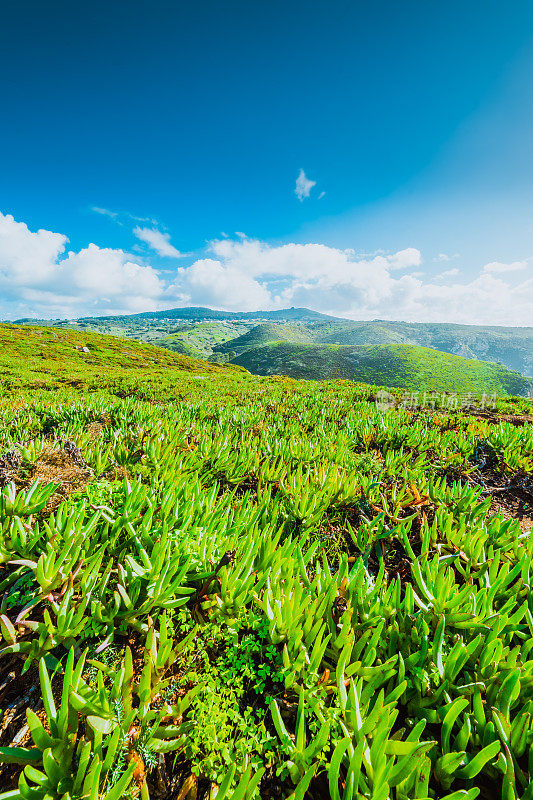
top-left (295, 169), bottom-right (316, 201)
top-left (0, 212), bottom-right (163, 318)
top-left (133, 226), bottom-right (185, 258)
top-left (482, 260), bottom-right (528, 273)
top-left (167, 259), bottom-right (271, 311)
top-left (0, 213), bottom-right (68, 285)
top-left (387, 248), bottom-right (422, 270)
top-left (1, 211), bottom-right (532, 326)
top-left (176, 236), bottom-right (531, 325)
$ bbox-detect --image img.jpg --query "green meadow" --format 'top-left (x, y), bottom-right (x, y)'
top-left (0, 325), bottom-right (532, 800)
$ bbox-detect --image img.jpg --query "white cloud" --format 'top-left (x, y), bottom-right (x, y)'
top-left (167, 259), bottom-right (271, 311)
top-left (0, 212), bottom-right (164, 318)
top-left (0, 213), bottom-right (68, 285)
top-left (437, 268), bottom-right (460, 279)
top-left (295, 169), bottom-right (316, 201)
top-left (61, 244), bottom-right (162, 300)
top-left (387, 248), bottom-right (422, 270)
top-left (482, 260), bottom-right (528, 273)
top-left (133, 226), bottom-right (185, 258)
top-left (1, 211), bottom-right (532, 327)
top-left (181, 235), bottom-right (531, 325)
top-left (207, 237), bottom-right (421, 286)
top-left (434, 253), bottom-right (460, 263)
top-left (91, 206), bottom-right (120, 221)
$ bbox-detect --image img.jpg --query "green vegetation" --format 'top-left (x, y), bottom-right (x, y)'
top-left (313, 320), bottom-right (533, 377)
top-left (0, 325), bottom-right (532, 799)
top-left (151, 321), bottom-right (250, 359)
top-left (10, 309), bottom-right (532, 379)
top-left (0, 323), bottom-right (244, 396)
top-left (123, 306), bottom-right (341, 323)
top-left (212, 323), bottom-right (313, 361)
top-left (232, 341), bottom-right (532, 396)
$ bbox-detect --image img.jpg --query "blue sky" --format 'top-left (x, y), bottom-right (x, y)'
top-left (1, 0), bottom-right (532, 324)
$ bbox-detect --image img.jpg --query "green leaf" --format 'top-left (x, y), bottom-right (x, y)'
top-left (103, 761), bottom-right (136, 800)
top-left (0, 747), bottom-right (42, 766)
top-left (87, 716), bottom-right (117, 735)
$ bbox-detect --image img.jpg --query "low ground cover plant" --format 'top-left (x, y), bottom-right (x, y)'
top-left (0, 360), bottom-right (531, 799)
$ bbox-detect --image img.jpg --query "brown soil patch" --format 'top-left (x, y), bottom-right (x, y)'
top-left (31, 443), bottom-right (91, 511)
top-left (468, 409), bottom-right (533, 426)
top-left (467, 468), bottom-right (533, 532)
top-left (0, 659), bottom-right (43, 791)
top-left (104, 465), bottom-right (129, 482)
top-left (86, 421), bottom-right (105, 440)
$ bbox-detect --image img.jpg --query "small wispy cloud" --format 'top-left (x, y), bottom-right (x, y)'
top-left (482, 260), bottom-right (528, 274)
top-left (437, 268), bottom-right (460, 279)
top-left (295, 169), bottom-right (316, 201)
top-left (434, 252), bottom-right (460, 262)
top-left (91, 206), bottom-right (159, 227)
top-left (92, 206), bottom-right (121, 222)
top-left (133, 226), bottom-right (185, 258)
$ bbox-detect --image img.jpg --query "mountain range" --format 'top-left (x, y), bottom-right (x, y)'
top-left (7, 306), bottom-right (533, 395)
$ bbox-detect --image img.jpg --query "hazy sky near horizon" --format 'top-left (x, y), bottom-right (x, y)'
top-left (1, 0), bottom-right (533, 324)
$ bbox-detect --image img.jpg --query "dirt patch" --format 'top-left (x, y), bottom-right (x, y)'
top-left (467, 468), bottom-right (533, 532)
top-left (104, 465), bottom-right (129, 482)
top-left (30, 443), bottom-right (91, 511)
top-left (0, 659), bottom-right (43, 791)
top-left (467, 408), bottom-right (533, 427)
top-left (86, 421), bottom-right (105, 440)
top-left (0, 451), bottom-right (22, 487)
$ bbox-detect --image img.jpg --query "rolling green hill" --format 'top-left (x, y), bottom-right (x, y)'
top-left (232, 341), bottom-right (532, 395)
top-left (150, 321), bottom-right (249, 358)
top-left (310, 320), bottom-right (533, 376)
top-left (72, 305), bottom-right (343, 323)
top-left (9, 309), bottom-right (533, 379)
top-left (0, 323), bottom-right (243, 394)
top-left (212, 322), bottom-right (313, 359)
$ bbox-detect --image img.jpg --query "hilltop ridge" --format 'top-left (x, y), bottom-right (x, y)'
top-left (232, 341), bottom-right (532, 396)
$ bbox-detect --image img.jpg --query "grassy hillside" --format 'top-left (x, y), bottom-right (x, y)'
top-left (312, 320), bottom-right (533, 376)
top-left (150, 320), bottom-right (250, 358)
top-left (11, 310), bottom-right (533, 377)
top-left (233, 341), bottom-right (532, 395)
top-left (148, 336), bottom-right (205, 359)
top-left (0, 323), bottom-right (244, 396)
top-left (212, 322), bottom-right (313, 359)
top-left (0, 334), bottom-right (532, 798)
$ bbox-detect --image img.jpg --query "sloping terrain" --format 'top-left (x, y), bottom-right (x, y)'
top-left (232, 341), bottom-right (532, 395)
top-left (151, 321), bottom-right (250, 358)
top-left (212, 322), bottom-right (313, 359)
top-left (0, 340), bottom-right (532, 799)
top-left (0, 323), bottom-right (243, 395)
top-left (312, 320), bottom-right (533, 376)
top-left (11, 309), bottom-right (532, 378)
